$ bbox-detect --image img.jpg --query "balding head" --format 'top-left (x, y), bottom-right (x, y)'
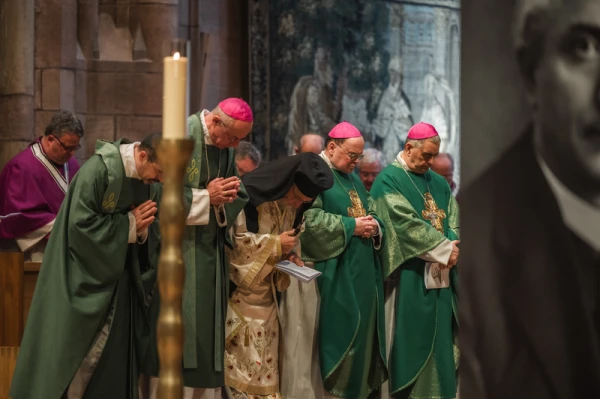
top-left (295, 133), bottom-right (324, 154)
top-left (431, 153), bottom-right (455, 191)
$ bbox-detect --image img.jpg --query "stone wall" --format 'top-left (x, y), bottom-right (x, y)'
top-left (0, 0), bottom-right (248, 170)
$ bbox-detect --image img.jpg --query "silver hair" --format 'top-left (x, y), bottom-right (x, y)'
top-left (235, 141), bottom-right (262, 166)
top-left (358, 148), bottom-right (385, 168)
top-left (212, 106), bottom-right (236, 127)
top-left (405, 135), bottom-right (441, 149)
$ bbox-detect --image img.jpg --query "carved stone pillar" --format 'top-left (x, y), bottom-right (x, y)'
top-left (0, 0), bottom-right (35, 169)
top-left (78, 0), bottom-right (99, 60)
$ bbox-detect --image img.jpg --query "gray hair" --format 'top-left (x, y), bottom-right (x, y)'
top-left (405, 135), bottom-right (441, 149)
top-left (44, 110), bottom-right (84, 138)
top-left (513, 0), bottom-right (560, 77)
top-left (358, 148), bottom-right (385, 168)
top-left (235, 141), bottom-right (262, 166)
top-left (212, 106), bottom-right (236, 127)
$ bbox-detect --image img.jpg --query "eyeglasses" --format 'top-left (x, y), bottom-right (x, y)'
top-left (51, 134), bottom-right (81, 152)
top-left (219, 120), bottom-right (241, 144)
top-left (334, 143), bottom-right (364, 161)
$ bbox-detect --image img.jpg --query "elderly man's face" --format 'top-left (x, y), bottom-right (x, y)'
top-left (532, 0), bottom-right (600, 184)
top-left (358, 162), bottom-right (382, 191)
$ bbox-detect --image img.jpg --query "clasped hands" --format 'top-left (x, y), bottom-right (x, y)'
top-left (354, 215), bottom-right (379, 239)
top-left (131, 200), bottom-right (157, 235)
top-left (208, 176), bottom-right (240, 205)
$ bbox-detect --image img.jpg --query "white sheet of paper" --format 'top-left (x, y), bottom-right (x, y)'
top-left (0, 212), bottom-right (22, 220)
top-left (275, 260), bottom-right (322, 283)
top-left (424, 262), bottom-right (450, 289)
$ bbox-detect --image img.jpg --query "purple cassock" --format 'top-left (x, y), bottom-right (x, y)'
top-left (0, 138), bottom-right (80, 240)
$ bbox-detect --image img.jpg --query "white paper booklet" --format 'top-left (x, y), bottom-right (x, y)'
top-left (424, 262), bottom-right (450, 289)
top-left (275, 260), bottom-right (322, 283)
top-left (0, 212), bottom-right (22, 220)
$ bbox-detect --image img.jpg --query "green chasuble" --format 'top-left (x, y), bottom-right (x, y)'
top-left (370, 160), bottom-right (459, 399)
top-left (143, 111), bottom-right (248, 388)
top-left (10, 140), bottom-right (156, 399)
top-left (301, 167), bottom-right (388, 398)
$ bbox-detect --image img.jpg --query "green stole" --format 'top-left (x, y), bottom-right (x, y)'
top-left (371, 161), bottom-right (459, 398)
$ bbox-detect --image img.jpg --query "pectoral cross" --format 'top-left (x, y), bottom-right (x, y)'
top-left (422, 192), bottom-right (446, 233)
top-left (347, 190), bottom-right (367, 217)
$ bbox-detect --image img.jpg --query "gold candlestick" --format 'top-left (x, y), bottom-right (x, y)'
top-left (156, 138), bottom-right (194, 398)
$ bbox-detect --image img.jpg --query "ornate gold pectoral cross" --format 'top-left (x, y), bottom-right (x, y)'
top-left (347, 190), bottom-right (367, 217)
top-left (422, 192), bottom-right (446, 233)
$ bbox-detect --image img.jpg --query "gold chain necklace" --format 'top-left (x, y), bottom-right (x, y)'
top-left (396, 153), bottom-right (446, 233)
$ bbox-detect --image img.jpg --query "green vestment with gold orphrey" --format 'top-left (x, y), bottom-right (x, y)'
top-left (10, 140), bottom-right (156, 399)
top-left (142, 112), bottom-right (248, 388)
top-left (370, 161), bottom-right (459, 399)
top-left (301, 169), bottom-right (388, 398)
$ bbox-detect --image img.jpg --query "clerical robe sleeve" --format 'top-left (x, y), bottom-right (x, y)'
top-left (67, 158), bottom-right (131, 284)
top-left (227, 210), bottom-right (288, 292)
top-left (373, 178), bottom-right (448, 279)
top-left (367, 194), bottom-right (384, 250)
top-left (300, 195), bottom-right (356, 262)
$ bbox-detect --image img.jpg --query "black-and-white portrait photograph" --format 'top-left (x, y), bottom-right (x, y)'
top-left (460, 0), bottom-right (600, 397)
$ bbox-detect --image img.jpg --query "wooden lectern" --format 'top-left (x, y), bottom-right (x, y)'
top-left (0, 240), bottom-right (42, 398)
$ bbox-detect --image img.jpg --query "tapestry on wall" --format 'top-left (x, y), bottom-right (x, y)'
top-left (249, 0), bottom-right (461, 185)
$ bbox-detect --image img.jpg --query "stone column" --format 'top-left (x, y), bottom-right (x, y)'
top-left (0, 0), bottom-right (35, 170)
top-left (130, 0), bottom-right (178, 62)
top-left (78, 0), bottom-right (99, 60)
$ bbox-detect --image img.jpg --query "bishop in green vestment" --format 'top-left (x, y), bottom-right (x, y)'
top-left (298, 122), bottom-right (388, 399)
top-left (370, 122), bottom-right (459, 399)
top-left (10, 134), bottom-right (164, 399)
top-left (143, 99), bottom-right (252, 399)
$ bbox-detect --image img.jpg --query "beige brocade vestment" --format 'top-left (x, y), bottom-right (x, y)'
top-left (224, 201), bottom-right (298, 399)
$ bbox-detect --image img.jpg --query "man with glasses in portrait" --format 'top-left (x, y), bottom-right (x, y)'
top-left (279, 122), bottom-right (388, 399)
top-left (0, 110), bottom-right (83, 261)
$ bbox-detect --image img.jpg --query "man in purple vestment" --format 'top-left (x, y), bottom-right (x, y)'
top-left (0, 110), bottom-right (83, 260)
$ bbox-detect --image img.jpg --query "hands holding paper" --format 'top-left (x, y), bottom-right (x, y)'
top-left (280, 230), bottom-right (299, 255)
top-left (354, 215), bottom-right (379, 239)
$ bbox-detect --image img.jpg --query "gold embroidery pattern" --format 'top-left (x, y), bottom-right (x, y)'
top-left (186, 159), bottom-right (199, 183)
top-left (347, 190), bottom-right (367, 217)
top-left (102, 193), bottom-right (116, 211)
top-left (422, 192), bottom-right (446, 233)
top-left (225, 324), bottom-right (279, 395)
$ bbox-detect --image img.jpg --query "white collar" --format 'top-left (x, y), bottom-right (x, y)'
top-left (119, 142), bottom-right (141, 180)
top-left (396, 151), bottom-right (408, 168)
top-left (536, 152), bottom-right (600, 251)
top-left (319, 151), bottom-right (336, 170)
top-left (200, 110), bottom-right (214, 146)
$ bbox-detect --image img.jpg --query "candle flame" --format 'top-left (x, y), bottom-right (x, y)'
top-left (174, 52), bottom-right (181, 60)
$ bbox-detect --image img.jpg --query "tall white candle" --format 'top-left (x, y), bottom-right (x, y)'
top-left (162, 52), bottom-right (188, 139)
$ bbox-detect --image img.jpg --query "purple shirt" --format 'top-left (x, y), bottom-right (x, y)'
top-left (0, 138), bottom-right (80, 239)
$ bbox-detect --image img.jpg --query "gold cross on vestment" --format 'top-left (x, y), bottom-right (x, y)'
top-left (347, 190), bottom-right (367, 217)
top-left (422, 192), bottom-right (446, 233)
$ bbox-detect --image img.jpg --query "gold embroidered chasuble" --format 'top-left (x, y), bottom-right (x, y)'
top-left (224, 201), bottom-right (299, 398)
